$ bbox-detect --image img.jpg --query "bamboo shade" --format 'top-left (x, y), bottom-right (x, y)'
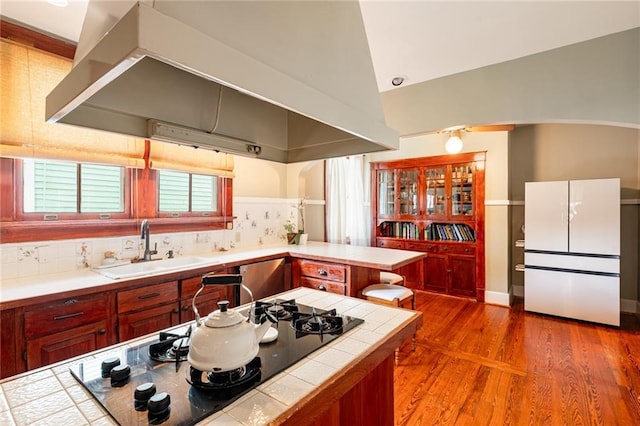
top-left (148, 140), bottom-right (235, 178)
top-left (0, 39), bottom-right (145, 167)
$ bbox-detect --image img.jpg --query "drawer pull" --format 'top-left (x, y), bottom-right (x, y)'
top-left (318, 285), bottom-right (327, 291)
top-left (63, 299), bottom-right (79, 305)
top-left (53, 311), bottom-right (84, 321)
top-left (442, 247), bottom-right (448, 252)
top-left (173, 308), bottom-right (180, 314)
top-left (98, 328), bottom-right (106, 335)
top-left (317, 269), bottom-right (328, 276)
top-left (138, 292), bottom-right (160, 300)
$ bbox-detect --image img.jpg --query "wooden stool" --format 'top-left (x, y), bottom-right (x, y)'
top-left (361, 276), bottom-right (416, 363)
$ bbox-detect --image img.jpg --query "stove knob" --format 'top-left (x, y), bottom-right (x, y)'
top-left (101, 357), bottom-right (121, 378)
top-left (147, 392), bottom-right (171, 424)
top-left (134, 382), bottom-right (157, 411)
top-left (110, 364), bottom-right (131, 387)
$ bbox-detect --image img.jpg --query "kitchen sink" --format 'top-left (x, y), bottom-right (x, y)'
top-left (94, 256), bottom-right (217, 280)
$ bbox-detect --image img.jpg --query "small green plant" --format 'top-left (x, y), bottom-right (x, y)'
top-left (284, 220), bottom-right (296, 233)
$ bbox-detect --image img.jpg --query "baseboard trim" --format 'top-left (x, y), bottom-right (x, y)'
top-left (484, 290), bottom-right (512, 307)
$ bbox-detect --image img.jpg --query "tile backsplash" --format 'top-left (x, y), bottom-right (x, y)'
top-left (0, 198), bottom-right (302, 280)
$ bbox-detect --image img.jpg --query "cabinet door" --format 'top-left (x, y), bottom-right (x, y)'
top-left (424, 254), bottom-right (448, 293)
top-left (451, 163), bottom-right (475, 219)
top-left (525, 181), bottom-right (568, 252)
top-left (569, 178), bottom-right (620, 255)
top-left (377, 170), bottom-right (396, 217)
top-left (118, 304), bottom-right (179, 341)
top-left (398, 168), bottom-right (419, 217)
top-left (449, 255), bottom-right (476, 297)
top-left (424, 166), bottom-right (446, 217)
top-left (26, 321), bottom-right (108, 370)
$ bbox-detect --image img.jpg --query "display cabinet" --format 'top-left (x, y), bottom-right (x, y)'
top-left (371, 152), bottom-right (485, 300)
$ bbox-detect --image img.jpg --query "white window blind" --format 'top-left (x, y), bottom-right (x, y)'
top-left (23, 159), bottom-right (124, 213)
top-left (158, 170), bottom-right (218, 213)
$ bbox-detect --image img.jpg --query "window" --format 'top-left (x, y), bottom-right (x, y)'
top-left (158, 170), bottom-right (218, 214)
top-left (20, 159), bottom-right (126, 218)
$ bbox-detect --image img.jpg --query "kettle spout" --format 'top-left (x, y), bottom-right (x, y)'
top-left (254, 311), bottom-right (277, 341)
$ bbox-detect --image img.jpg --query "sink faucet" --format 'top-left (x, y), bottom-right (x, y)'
top-left (140, 219), bottom-right (157, 261)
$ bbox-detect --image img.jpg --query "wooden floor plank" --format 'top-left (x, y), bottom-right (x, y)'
top-left (394, 291), bottom-right (640, 425)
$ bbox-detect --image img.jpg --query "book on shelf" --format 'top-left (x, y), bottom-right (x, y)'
top-left (425, 223), bottom-right (475, 242)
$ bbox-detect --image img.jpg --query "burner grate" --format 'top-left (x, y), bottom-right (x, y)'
top-left (292, 307), bottom-right (344, 335)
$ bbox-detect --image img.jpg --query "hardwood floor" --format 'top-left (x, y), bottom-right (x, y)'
top-left (394, 291), bottom-right (640, 425)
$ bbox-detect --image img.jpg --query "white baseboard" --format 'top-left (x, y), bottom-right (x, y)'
top-left (484, 290), bottom-right (512, 307)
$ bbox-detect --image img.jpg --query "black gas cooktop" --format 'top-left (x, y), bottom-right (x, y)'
top-left (70, 300), bottom-right (363, 426)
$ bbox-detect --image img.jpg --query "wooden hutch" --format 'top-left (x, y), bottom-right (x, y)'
top-left (370, 152), bottom-right (486, 301)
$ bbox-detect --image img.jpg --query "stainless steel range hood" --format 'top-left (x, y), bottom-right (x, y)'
top-left (45, 1), bottom-right (398, 163)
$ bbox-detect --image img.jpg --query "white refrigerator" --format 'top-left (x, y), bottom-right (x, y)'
top-left (524, 178), bottom-right (620, 326)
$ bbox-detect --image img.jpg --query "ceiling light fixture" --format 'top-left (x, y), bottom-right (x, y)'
top-left (445, 130), bottom-right (463, 154)
top-left (391, 76), bottom-right (406, 87)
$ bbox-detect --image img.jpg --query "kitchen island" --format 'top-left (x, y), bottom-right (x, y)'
top-left (0, 287), bottom-right (422, 425)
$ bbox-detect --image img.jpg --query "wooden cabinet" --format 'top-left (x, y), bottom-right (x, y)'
top-left (371, 152), bottom-right (485, 301)
top-left (116, 281), bottom-right (179, 341)
top-left (297, 259), bottom-right (347, 295)
top-left (23, 293), bottom-right (110, 370)
top-left (292, 259), bottom-right (378, 297)
top-left (179, 275), bottom-right (230, 323)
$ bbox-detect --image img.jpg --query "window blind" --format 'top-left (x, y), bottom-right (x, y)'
top-left (0, 39), bottom-right (145, 168)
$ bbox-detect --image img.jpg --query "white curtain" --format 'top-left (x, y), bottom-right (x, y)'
top-left (326, 156), bottom-right (370, 246)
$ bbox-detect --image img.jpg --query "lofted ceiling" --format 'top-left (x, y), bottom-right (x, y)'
top-left (1, 0), bottom-right (638, 94)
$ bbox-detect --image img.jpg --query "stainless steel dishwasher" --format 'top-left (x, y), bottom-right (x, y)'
top-left (238, 258), bottom-right (290, 305)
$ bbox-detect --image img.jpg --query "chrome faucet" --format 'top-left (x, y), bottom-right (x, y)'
top-left (140, 219), bottom-right (157, 261)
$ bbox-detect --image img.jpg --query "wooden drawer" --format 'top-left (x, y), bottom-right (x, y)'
top-left (117, 281), bottom-right (179, 314)
top-left (300, 277), bottom-right (346, 295)
top-left (24, 293), bottom-right (107, 338)
top-left (181, 276), bottom-right (228, 299)
top-left (439, 245), bottom-right (475, 256)
top-left (299, 260), bottom-right (346, 283)
top-left (376, 238), bottom-right (405, 249)
top-left (405, 241), bottom-right (438, 253)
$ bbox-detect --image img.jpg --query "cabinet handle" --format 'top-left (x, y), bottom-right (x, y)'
top-left (183, 306), bottom-right (190, 311)
top-left (63, 299), bottom-right (79, 305)
top-left (98, 328), bottom-right (106, 335)
top-left (442, 247), bottom-right (448, 252)
top-left (138, 292), bottom-right (160, 300)
top-left (53, 311), bottom-right (84, 321)
top-left (318, 285), bottom-right (327, 291)
top-left (464, 248), bottom-right (470, 253)
top-left (317, 269), bottom-right (328, 276)
top-left (173, 308), bottom-right (180, 314)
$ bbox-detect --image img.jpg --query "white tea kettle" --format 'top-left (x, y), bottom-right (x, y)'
top-left (187, 273), bottom-right (275, 372)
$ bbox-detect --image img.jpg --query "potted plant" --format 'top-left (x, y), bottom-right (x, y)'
top-left (284, 220), bottom-right (298, 244)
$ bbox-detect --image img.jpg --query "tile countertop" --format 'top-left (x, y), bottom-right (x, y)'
top-left (0, 242), bottom-right (426, 306)
top-left (0, 287), bottom-right (422, 426)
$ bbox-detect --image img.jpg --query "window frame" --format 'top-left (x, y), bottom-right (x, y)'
top-left (157, 170), bottom-right (222, 218)
top-left (1, 158), bottom-right (234, 244)
top-left (14, 159), bottom-right (133, 221)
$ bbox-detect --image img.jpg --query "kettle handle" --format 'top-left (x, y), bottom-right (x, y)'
top-left (193, 274), bottom-right (253, 324)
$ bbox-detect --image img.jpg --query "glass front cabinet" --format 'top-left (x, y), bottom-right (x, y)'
top-left (370, 152), bottom-right (486, 301)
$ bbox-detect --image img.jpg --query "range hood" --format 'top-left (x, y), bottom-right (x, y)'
top-left (46, 1), bottom-right (399, 163)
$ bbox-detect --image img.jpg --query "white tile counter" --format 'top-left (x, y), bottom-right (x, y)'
top-left (0, 288), bottom-right (422, 425)
top-left (0, 242), bottom-right (425, 306)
